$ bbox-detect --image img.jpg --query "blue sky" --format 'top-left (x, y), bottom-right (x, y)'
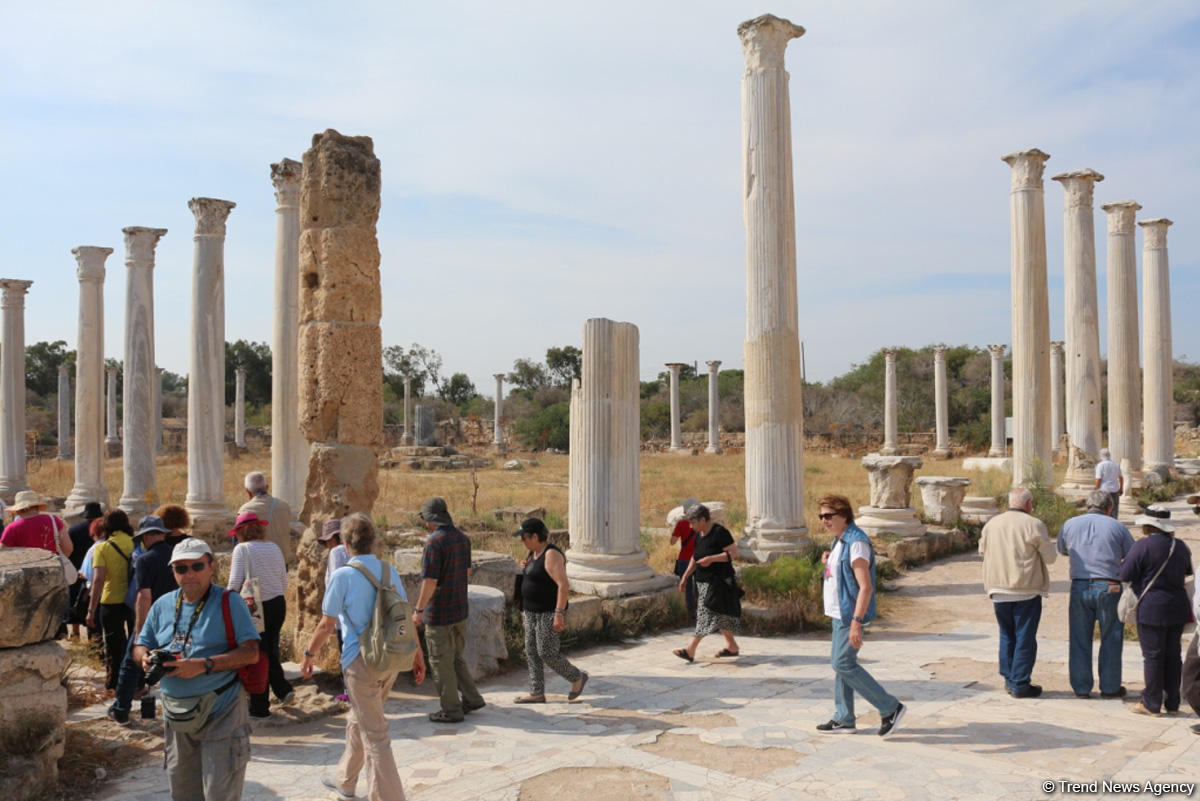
top-left (1, 1), bottom-right (1197, 390)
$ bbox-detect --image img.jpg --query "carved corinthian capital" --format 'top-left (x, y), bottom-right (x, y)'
top-left (271, 158), bottom-right (302, 207)
top-left (72, 246), bottom-right (113, 283)
top-left (1051, 168), bottom-right (1104, 208)
top-left (1001, 148), bottom-right (1050, 190)
top-left (987, 344), bottom-right (1007, 359)
top-left (188, 198), bottom-right (236, 237)
top-left (0, 278), bottom-right (33, 310)
top-left (1101, 201), bottom-right (1141, 234)
top-left (738, 14), bottom-right (805, 70)
top-left (122, 227), bottom-right (168, 267)
top-left (1138, 218), bottom-right (1173, 249)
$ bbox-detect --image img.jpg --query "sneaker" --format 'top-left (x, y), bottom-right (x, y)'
top-left (1074, 692), bottom-right (1091, 699)
top-left (1100, 686), bottom-right (1127, 699)
top-left (279, 691), bottom-right (296, 705)
top-left (320, 774), bottom-right (355, 800)
top-left (1190, 723), bottom-right (1200, 735)
top-left (878, 703), bottom-right (906, 737)
top-left (815, 719), bottom-right (856, 734)
top-left (106, 707), bottom-right (131, 727)
top-left (1131, 702), bottom-right (1161, 717)
top-left (1164, 709), bottom-right (1182, 717)
top-left (1010, 685), bottom-right (1043, 699)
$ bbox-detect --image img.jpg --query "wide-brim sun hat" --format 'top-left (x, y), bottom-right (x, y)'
top-left (134, 515), bottom-right (172, 541)
top-left (420, 497), bottom-right (454, 527)
top-left (6, 490), bottom-right (48, 514)
top-left (227, 510), bottom-right (267, 538)
top-left (1133, 515), bottom-right (1176, 533)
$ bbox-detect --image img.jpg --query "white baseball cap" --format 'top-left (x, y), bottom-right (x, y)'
top-left (169, 537), bottom-right (214, 564)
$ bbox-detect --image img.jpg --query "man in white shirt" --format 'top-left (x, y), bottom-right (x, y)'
top-left (1094, 448), bottom-right (1123, 518)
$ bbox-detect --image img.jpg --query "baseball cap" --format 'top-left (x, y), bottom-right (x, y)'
top-left (512, 518), bottom-right (549, 538)
top-left (169, 538), bottom-right (214, 564)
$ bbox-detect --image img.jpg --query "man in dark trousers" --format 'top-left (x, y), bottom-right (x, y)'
top-left (67, 501), bottom-right (104, 640)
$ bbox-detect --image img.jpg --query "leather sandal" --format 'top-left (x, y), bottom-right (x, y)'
top-left (514, 694), bottom-right (546, 704)
top-left (673, 648), bottom-right (694, 663)
top-left (715, 648), bottom-right (740, 657)
top-left (568, 672), bottom-right (589, 700)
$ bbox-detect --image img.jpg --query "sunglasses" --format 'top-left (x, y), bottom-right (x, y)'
top-left (172, 561), bottom-right (208, 575)
top-left (818, 513), bottom-right (838, 521)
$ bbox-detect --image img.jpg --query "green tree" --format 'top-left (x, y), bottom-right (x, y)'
top-left (513, 401), bottom-right (570, 451)
top-left (507, 358), bottom-right (549, 393)
top-left (383, 343), bottom-right (442, 399)
top-left (25, 340), bottom-right (75, 397)
top-left (225, 340), bottom-right (272, 407)
top-left (443, 372), bottom-right (478, 409)
top-left (545, 346), bottom-right (582, 388)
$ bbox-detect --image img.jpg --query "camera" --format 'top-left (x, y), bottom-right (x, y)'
top-left (145, 650), bottom-right (179, 685)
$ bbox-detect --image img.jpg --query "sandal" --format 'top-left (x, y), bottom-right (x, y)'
top-left (568, 672), bottom-right (589, 700)
top-left (514, 694), bottom-right (546, 704)
top-left (673, 648), bottom-right (694, 663)
top-left (715, 648), bottom-right (740, 657)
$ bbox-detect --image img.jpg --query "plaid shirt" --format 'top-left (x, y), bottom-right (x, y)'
top-left (421, 525), bottom-right (471, 625)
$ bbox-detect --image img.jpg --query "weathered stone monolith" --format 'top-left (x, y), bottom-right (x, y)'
top-left (66, 246), bottom-right (111, 513)
top-left (270, 157), bottom-right (307, 511)
top-left (1140, 217), bottom-right (1174, 478)
top-left (0, 279), bottom-right (33, 502)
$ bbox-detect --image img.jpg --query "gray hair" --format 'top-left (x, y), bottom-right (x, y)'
top-left (1008, 487), bottom-right (1034, 510)
top-left (341, 512), bottom-right (376, 555)
top-left (1085, 490), bottom-right (1113, 512)
top-left (244, 471), bottom-right (268, 493)
top-left (686, 504), bottom-right (711, 522)
top-left (1099, 448), bottom-right (1111, 460)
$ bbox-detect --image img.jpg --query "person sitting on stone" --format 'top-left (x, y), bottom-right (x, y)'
top-left (238, 470), bottom-right (294, 566)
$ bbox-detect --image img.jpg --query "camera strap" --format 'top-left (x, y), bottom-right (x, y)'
top-left (171, 584), bottom-right (214, 654)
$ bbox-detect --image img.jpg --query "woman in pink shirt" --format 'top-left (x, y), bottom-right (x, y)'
top-left (0, 490), bottom-right (71, 558)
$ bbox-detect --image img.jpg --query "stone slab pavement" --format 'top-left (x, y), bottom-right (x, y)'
top-left (89, 506), bottom-right (1200, 801)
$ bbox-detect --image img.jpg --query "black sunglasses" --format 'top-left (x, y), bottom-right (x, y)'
top-left (172, 561), bottom-right (208, 575)
top-left (818, 513), bottom-right (837, 521)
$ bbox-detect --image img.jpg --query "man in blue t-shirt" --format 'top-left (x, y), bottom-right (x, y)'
top-left (134, 538), bottom-right (260, 801)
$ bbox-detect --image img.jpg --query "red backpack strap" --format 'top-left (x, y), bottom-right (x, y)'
top-left (221, 589), bottom-right (236, 649)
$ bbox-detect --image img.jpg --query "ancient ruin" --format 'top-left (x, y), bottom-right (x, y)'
top-left (855, 454), bottom-right (925, 538)
top-left (56, 365), bottom-right (70, 460)
top-left (1140, 217), bottom-right (1175, 478)
top-left (880, 348), bottom-right (899, 456)
top-left (234, 367), bottom-right (247, 449)
top-left (1103, 200), bottom-right (1142, 477)
top-left (270, 157), bottom-right (307, 512)
top-left (1049, 340), bottom-right (1064, 454)
top-left (705, 359), bottom-right (722, 454)
top-left (0, 279), bottom-right (32, 503)
top-left (66, 246), bottom-right (111, 513)
top-left (493, 373), bottom-right (505, 448)
top-left (916, 476), bottom-right (971, 526)
top-left (931, 347), bottom-right (950, 458)
top-left (105, 365), bottom-right (120, 449)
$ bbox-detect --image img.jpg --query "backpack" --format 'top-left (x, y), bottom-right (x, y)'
top-left (349, 560), bottom-right (418, 673)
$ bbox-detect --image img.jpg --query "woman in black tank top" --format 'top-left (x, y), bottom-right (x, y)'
top-left (514, 518), bottom-right (588, 703)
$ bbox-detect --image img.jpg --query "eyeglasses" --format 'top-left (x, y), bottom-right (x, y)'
top-left (172, 561), bottom-right (208, 575)
top-left (818, 513), bottom-right (838, 521)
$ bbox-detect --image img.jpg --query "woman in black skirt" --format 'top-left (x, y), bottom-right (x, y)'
top-left (673, 505), bottom-right (741, 662)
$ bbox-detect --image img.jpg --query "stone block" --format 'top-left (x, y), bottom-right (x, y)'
top-left (861, 454), bottom-right (923, 508)
top-left (563, 595), bottom-right (603, 633)
top-left (468, 551), bottom-right (520, 604)
top-left (298, 323), bottom-right (383, 445)
top-left (665, 501), bottom-right (727, 527)
top-left (0, 640), bottom-right (68, 801)
top-left (298, 228), bottom-right (382, 325)
top-left (463, 585), bottom-right (507, 679)
top-left (490, 506), bottom-right (545, 524)
top-left (0, 549), bottom-right (67, 649)
top-left (300, 130), bottom-right (381, 230)
top-left (300, 443), bottom-right (380, 523)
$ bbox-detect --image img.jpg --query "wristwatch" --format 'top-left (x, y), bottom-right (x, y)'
top-left (851, 615), bottom-right (866, 624)
top-left (203, 657), bottom-right (215, 675)
top-left (304, 650), bottom-right (315, 659)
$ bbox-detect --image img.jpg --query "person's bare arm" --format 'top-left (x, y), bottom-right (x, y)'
top-left (412, 577), bottom-right (438, 626)
top-left (545, 550), bottom-right (570, 632)
top-left (167, 639), bottom-right (260, 679)
top-left (86, 564), bottom-right (107, 627)
top-left (57, 520), bottom-right (73, 558)
top-left (134, 588), bottom-right (152, 636)
top-left (849, 558), bottom-right (873, 649)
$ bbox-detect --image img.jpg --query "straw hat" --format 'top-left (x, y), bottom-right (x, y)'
top-left (6, 490), bottom-right (48, 514)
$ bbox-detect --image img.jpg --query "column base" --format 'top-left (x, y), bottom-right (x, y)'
top-left (879, 447), bottom-right (898, 456)
top-left (565, 550), bottom-right (667, 598)
top-left (855, 506), bottom-right (926, 539)
top-left (739, 525), bottom-right (811, 563)
top-left (929, 447), bottom-right (952, 460)
top-left (185, 502), bottom-right (236, 549)
top-left (1117, 494), bottom-right (1142, 522)
top-left (962, 457), bottom-right (1012, 474)
top-left (64, 485), bottom-right (108, 517)
top-left (704, 444), bottom-right (722, 454)
top-left (117, 494), bottom-right (159, 522)
top-left (667, 446), bottom-right (692, 456)
top-left (400, 433), bottom-right (414, 446)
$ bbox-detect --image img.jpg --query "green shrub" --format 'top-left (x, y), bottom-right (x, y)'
top-left (740, 552), bottom-right (823, 599)
top-left (544, 509), bottom-right (566, 530)
top-left (1030, 483), bottom-right (1081, 535)
top-left (1134, 475), bottom-right (1200, 506)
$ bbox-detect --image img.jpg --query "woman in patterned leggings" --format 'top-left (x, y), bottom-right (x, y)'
top-left (514, 518), bottom-right (588, 703)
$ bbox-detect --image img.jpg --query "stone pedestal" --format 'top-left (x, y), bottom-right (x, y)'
top-left (493, 373), bottom-right (505, 448)
top-left (856, 454), bottom-right (925, 538)
top-left (931, 347), bottom-right (950, 458)
top-left (0, 279), bottom-right (33, 503)
top-left (665, 363), bottom-right (687, 453)
top-left (960, 495), bottom-right (1000, 525)
top-left (567, 318), bottom-right (664, 597)
top-left (415, 405), bottom-right (436, 446)
top-left (66, 247), bottom-right (111, 513)
top-left (915, 476), bottom-right (971, 525)
top-left (1103, 201), bottom-right (1142, 476)
top-left (1140, 218), bottom-right (1174, 479)
top-left (234, 367), bottom-right (247, 448)
top-left (1117, 458), bottom-right (1141, 520)
top-left (1049, 340), bottom-right (1064, 456)
top-left (987, 344), bottom-right (1007, 457)
top-left (463, 586), bottom-right (508, 679)
top-left (739, 13), bottom-right (810, 558)
top-left (105, 366), bottom-right (120, 447)
top-left (705, 360), bottom-right (722, 454)
top-left (270, 158), bottom-right (307, 512)
top-left (1003, 148), bottom-right (1052, 487)
top-left (56, 364), bottom-right (70, 459)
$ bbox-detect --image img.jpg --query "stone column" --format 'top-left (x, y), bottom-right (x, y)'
top-left (1002, 148), bottom-right (1053, 487)
top-left (1050, 340), bottom-right (1065, 454)
top-left (105, 367), bottom-right (119, 446)
top-left (184, 198), bottom-right (236, 538)
top-left (739, 14), bottom-right (810, 557)
top-left (1102, 201), bottom-right (1142, 474)
top-left (0, 279), bottom-right (33, 502)
top-left (880, 349), bottom-right (899, 455)
top-left (665, 362), bottom-right (686, 453)
top-left (932, 347), bottom-right (950, 458)
top-left (154, 367), bottom-right (164, 455)
top-left (856, 455), bottom-right (925, 538)
top-left (1140, 217), bottom-right (1174, 478)
top-left (1052, 169), bottom-right (1104, 490)
top-left (567, 318), bottom-right (664, 596)
top-left (234, 368), bottom-right (247, 448)
top-left (493, 373), bottom-right (505, 447)
top-left (916, 476), bottom-right (972, 526)
top-left (401, 377), bottom-right (414, 445)
top-left (270, 158), bottom-right (307, 512)
top-left (987, 344), bottom-right (1008, 457)
top-left (56, 365), bottom-right (71, 460)
top-left (66, 246), bottom-right (111, 512)
top-left (705, 360), bottom-right (722, 454)
top-left (117, 227), bottom-right (167, 518)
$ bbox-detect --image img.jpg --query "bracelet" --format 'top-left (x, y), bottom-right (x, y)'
top-left (304, 650), bottom-right (315, 659)
top-left (415, 608), bottom-right (425, 614)
top-left (554, 610), bottom-right (565, 615)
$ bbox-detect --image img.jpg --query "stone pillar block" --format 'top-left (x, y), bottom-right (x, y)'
top-left (463, 585), bottom-right (508, 679)
top-left (298, 323), bottom-right (383, 445)
top-left (856, 454), bottom-right (925, 539)
top-left (0, 640), bottom-right (69, 801)
top-left (915, 476), bottom-right (971, 525)
top-left (0, 549), bottom-right (67, 648)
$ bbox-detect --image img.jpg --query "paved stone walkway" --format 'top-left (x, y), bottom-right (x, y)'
top-left (90, 505), bottom-right (1200, 801)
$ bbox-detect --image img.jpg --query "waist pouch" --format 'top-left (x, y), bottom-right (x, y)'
top-left (162, 676), bottom-right (238, 735)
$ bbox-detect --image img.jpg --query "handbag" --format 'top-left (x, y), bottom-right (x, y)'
top-left (48, 514), bottom-right (78, 585)
top-left (236, 543), bottom-right (266, 633)
top-left (221, 590), bottom-right (269, 694)
top-left (1117, 538), bottom-right (1176, 624)
top-left (702, 574), bottom-right (745, 617)
top-left (161, 675), bottom-right (238, 735)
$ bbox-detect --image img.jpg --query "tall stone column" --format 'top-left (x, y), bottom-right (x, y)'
top-left (1050, 340), bottom-right (1065, 454)
top-left (880, 349), bottom-right (899, 455)
top-left (117, 227), bottom-right (166, 518)
top-left (401, 377), bottom-right (414, 445)
top-left (0, 279), bottom-right (33, 502)
top-left (56, 365), bottom-right (71, 460)
top-left (66, 246), bottom-right (111, 512)
top-left (1102, 201), bottom-right (1142, 474)
top-left (987, 344), bottom-right (1007, 457)
top-left (1140, 217), bottom-right (1174, 478)
top-left (665, 362), bottom-right (686, 453)
top-left (105, 367), bottom-right (120, 447)
top-left (567, 318), bottom-right (663, 596)
top-left (493, 373), bottom-right (505, 447)
top-left (932, 346), bottom-right (950, 458)
top-left (1052, 169), bottom-right (1104, 491)
top-left (1003, 148), bottom-right (1052, 487)
top-left (154, 367), bottom-right (164, 455)
top-left (705, 360), bottom-right (722, 454)
top-left (234, 368), bottom-right (247, 448)
top-left (270, 158), bottom-right (307, 512)
top-left (739, 14), bottom-right (810, 556)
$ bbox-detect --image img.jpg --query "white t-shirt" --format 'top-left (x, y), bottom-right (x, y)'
top-left (325, 543), bottom-right (349, 587)
top-left (1095, 460), bottom-right (1122, 492)
top-left (823, 538), bottom-right (872, 620)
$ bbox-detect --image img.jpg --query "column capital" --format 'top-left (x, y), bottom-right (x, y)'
top-left (1050, 340), bottom-right (1065, 354)
top-left (882, 348), bottom-right (898, 360)
top-left (987, 344), bottom-right (1007, 358)
top-left (122, 227), bottom-right (168, 267)
top-left (188, 197), bottom-right (236, 237)
top-left (706, 360), bottom-right (722, 371)
top-left (1051, 168), bottom-right (1104, 208)
top-left (235, 367), bottom-right (246, 378)
top-left (1101, 200), bottom-right (1141, 233)
top-left (72, 246), bottom-right (113, 283)
top-left (58, 363), bottom-right (69, 377)
top-left (493, 373), bottom-right (505, 382)
top-left (1138, 218), bottom-right (1173, 249)
top-left (1001, 149), bottom-right (1050, 190)
top-left (738, 14), bottom-right (804, 70)
top-left (0, 279), bottom-right (33, 309)
top-left (270, 158), bottom-right (302, 207)
top-left (107, 366), bottom-right (118, 378)
top-left (665, 362), bottom-right (687, 371)
top-left (932, 346), bottom-right (948, 359)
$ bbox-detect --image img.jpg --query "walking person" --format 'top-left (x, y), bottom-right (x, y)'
top-left (513, 518), bottom-right (587, 703)
top-left (67, 501), bottom-right (104, 640)
top-left (88, 509), bottom-right (136, 690)
top-left (815, 494), bottom-right (905, 736)
top-left (670, 498), bottom-right (699, 618)
top-left (321, 517), bottom-right (351, 703)
top-left (672, 504), bottom-right (741, 662)
top-left (1094, 448), bottom-right (1123, 518)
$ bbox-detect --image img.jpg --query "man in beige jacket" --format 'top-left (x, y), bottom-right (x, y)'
top-left (237, 471), bottom-right (295, 567)
top-left (979, 487), bottom-right (1057, 698)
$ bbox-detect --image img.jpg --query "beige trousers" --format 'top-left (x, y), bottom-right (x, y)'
top-left (334, 655), bottom-right (405, 801)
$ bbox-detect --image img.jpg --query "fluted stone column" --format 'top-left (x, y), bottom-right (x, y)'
top-left (739, 13), bottom-right (810, 556)
top-left (270, 158), bottom-right (306, 511)
top-left (66, 247), bottom-right (111, 512)
top-left (987, 344), bottom-right (1007, 457)
top-left (705, 360), bottom-right (722, 454)
top-left (0, 279), bottom-right (33, 502)
top-left (1050, 340), bottom-right (1065, 454)
top-left (567, 318), bottom-right (664, 597)
top-left (118, 227), bottom-right (166, 518)
top-left (1053, 169), bottom-right (1104, 491)
top-left (234, 368), bottom-right (247, 448)
top-left (665, 363), bottom-right (686, 453)
top-left (493, 373), bottom-right (505, 447)
top-left (932, 347), bottom-right (950, 458)
top-left (56, 365), bottom-right (71, 460)
top-left (184, 198), bottom-right (236, 538)
top-left (401, 377), bottom-right (414, 446)
top-left (880, 349), bottom-right (899, 455)
top-left (1003, 148), bottom-right (1052, 487)
top-left (105, 367), bottom-right (120, 447)
top-left (1140, 217), bottom-right (1174, 478)
top-left (1103, 201), bottom-right (1142, 475)
top-left (154, 367), bottom-right (163, 455)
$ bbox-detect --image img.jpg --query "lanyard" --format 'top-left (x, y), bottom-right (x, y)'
top-left (171, 584), bottom-right (213, 654)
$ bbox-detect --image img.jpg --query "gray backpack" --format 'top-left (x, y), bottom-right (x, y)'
top-left (349, 560), bottom-right (418, 673)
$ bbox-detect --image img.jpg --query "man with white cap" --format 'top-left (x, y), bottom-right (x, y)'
top-left (1093, 448), bottom-right (1123, 518)
top-left (133, 538), bottom-right (261, 801)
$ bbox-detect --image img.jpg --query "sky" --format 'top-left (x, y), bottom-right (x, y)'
top-left (1, 1), bottom-right (1198, 392)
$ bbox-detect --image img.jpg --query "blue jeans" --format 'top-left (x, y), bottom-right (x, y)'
top-left (111, 633), bottom-right (144, 714)
top-left (993, 596), bottom-right (1041, 692)
top-left (1068, 579), bottom-right (1124, 695)
top-left (830, 618), bottom-right (899, 726)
